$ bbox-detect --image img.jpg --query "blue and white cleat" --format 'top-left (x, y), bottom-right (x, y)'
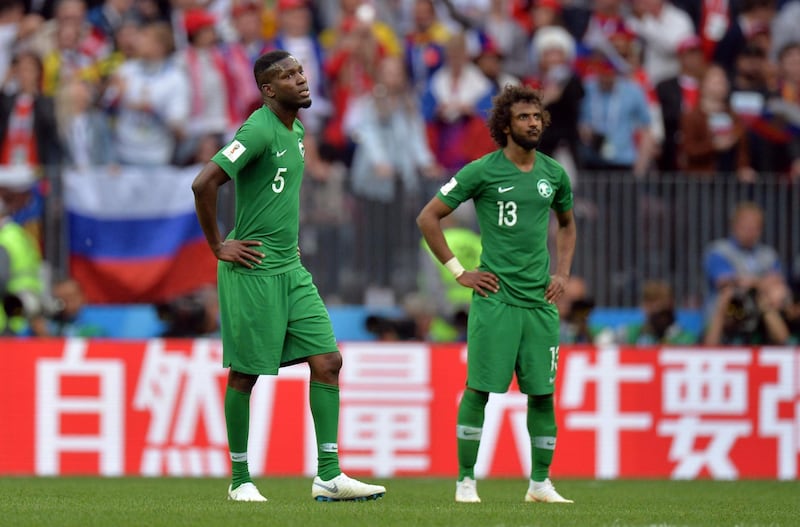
top-left (312, 473), bottom-right (386, 502)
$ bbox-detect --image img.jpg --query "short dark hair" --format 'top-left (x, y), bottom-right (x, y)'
top-left (486, 84), bottom-right (551, 147)
top-left (253, 50), bottom-right (291, 87)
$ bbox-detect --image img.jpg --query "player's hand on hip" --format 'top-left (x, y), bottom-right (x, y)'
top-left (545, 274), bottom-right (568, 304)
top-left (458, 270), bottom-right (499, 297)
top-left (215, 240), bottom-right (263, 268)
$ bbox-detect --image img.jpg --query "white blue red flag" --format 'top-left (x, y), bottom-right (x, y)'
top-left (64, 166), bottom-right (217, 303)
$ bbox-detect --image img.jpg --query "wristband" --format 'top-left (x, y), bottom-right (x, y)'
top-left (444, 257), bottom-right (466, 279)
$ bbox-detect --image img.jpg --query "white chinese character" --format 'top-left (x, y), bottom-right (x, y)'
top-left (658, 416), bottom-right (751, 479)
top-left (133, 339), bottom-right (228, 476)
top-left (338, 343), bottom-right (432, 476)
top-left (560, 346), bottom-right (653, 478)
top-left (36, 339), bottom-right (125, 475)
top-left (758, 347), bottom-right (800, 480)
top-left (661, 349), bottom-right (750, 414)
top-left (474, 392), bottom-right (529, 478)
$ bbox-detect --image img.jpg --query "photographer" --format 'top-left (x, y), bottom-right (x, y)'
top-left (0, 166), bottom-right (47, 336)
top-left (703, 276), bottom-right (791, 346)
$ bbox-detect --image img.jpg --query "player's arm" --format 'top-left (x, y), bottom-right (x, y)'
top-left (417, 196), bottom-right (498, 297)
top-left (191, 161), bottom-right (263, 268)
top-left (545, 208), bottom-right (576, 304)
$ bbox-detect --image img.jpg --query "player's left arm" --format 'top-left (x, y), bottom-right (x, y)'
top-left (545, 208), bottom-right (576, 305)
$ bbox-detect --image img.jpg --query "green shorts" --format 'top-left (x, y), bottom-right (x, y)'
top-left (218, 263), bottom-right (338, 375)
top-left (466, 294), bottom-right (560, 395)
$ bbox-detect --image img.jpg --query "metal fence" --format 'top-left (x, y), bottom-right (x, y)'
top-left (39, 167), bottom-right (800, 309)
top-left (298, 171), bottom-right (800, 309)
top-left (569, 173), bottom-right (800, 308)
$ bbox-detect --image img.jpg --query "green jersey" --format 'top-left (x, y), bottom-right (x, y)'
top-left (437, 150), bottom-right (573, 308)
top-left (213, 106), bottom-right (306, 276)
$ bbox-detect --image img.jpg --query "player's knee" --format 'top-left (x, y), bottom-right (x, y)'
top-left (309, 351), bottom-right (342, 383)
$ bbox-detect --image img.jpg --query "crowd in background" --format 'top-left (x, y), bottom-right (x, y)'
top-left (1, 0), bottom-right (800, 342)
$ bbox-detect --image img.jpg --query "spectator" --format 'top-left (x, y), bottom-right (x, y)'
top-left (271, 0), bottom-right (330, 137)
top-left (577, 48), bottom-right (655, 177)
top-left (529, 25), bottom-right (584, 176)
top-left (785, 278), bottom-right (800, 343)
top-left (26, 0), bottom-right (109, 65)
top-left (482, 0), bottom-right (529, 80)
top-left (403, 0), bottom-right (450, 97)
top-left (771, 0), bottom-right (800, 62)
top-left (345, 55), bottom-right (443, 295)
top-left (625, 0), bottom-right (696, 85)
top-left (765, 41), bottom-right (800, 180)
top-left (474, 34), bottom-right (520, 122)
top-left (321, 3), bottom-right (389, 162)
top-left (0, 1), bottom-right (26, 86)
top-left (556, 275), bottom-right (609, 344)
top-left (703, 201), bottom-right (785, 322)
top-left (678, 64), bottom-right (757, 181)
top-left (40, 9), bottom-right (102, 97)
top-left (87, 0), bottom-right (137, 42)
top-left (703, 274), bottom-right (791, 345)
top-left (578, 0), bottom-right (626, 52)
top-left (174, 8), bottom-right (232, 157)
top-left (655, 34), bottom-right (707, 172)
top-left (103, 21), bottom-right (190, 165)
top-left (618, 280), bottom-right (696, 345)
top-left (0, 50), bottom-right (62, 172)
top-left (0, 166), bottom-right (47, 336)
top-left (422, 31), bottom-right (491, 174)
top-left (54, 78), bottom-right (114, 169)
top-left (712, 0), bottom-right (776, 78)
top-left (45, 277), bottom-right (106, 336)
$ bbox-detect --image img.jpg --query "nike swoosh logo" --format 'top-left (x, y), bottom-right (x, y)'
top-left (276, 149), bottom-right (287, 157)
top-left (546, 441), bottom-right (555, 446)
top-left (498, 186), bottom-right (514, 193)
top-left (462, 430), bottom-right (481, 437)
top-left (548, 377), bottom-right (555, 384)
top-left (313, 481), bottom-right (339, 493)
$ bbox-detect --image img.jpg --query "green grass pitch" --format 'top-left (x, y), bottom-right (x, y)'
top-left (1, 477), bottom-right (798, 527)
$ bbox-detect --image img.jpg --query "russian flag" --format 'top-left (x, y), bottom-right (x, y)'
top-left (64, 165), bottom-right (218, 304)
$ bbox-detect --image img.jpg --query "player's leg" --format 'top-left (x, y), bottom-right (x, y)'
top-left (225, 370), bottom-right (267, 501)
top-left (517, 305), bottom-right (572, 503)
top-left (455, 296), bottom-right (521, 502)
top-left (218, 265), bottom-right (285, 502)
top-left (283, 267), bottom-right (386, 501)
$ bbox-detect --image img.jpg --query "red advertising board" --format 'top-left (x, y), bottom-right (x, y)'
top-left (0, 339), bottom-right (797, 479)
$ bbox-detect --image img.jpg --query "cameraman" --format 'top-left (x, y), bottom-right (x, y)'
top-left (703, 276), bottom-right (791, 346)
top-left (0, 166), bottom-right (47, 336)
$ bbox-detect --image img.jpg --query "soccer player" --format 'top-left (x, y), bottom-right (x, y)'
top-left (192, 50), bottom-right (386, 503)
top-left (417, 84), bottom-right (576, 504)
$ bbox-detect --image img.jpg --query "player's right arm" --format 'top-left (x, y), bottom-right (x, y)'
top-left (417, 196), bottom-right (498, 297)
top-left (192, 161), bottom-right (263, 268)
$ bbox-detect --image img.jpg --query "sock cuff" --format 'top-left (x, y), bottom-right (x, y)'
top-left (310, 380), bottom-right (339, 393)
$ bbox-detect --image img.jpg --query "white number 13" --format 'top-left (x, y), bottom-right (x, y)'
top-left (497, 200), bottom-right (517, 226)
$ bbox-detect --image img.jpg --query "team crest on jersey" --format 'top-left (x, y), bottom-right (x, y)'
top-left (222, 140), bottom-right (246, 162)
top-left (298, 138), bottom-right (305, 159)
top-left (537, 179), bottom-right (553, 198)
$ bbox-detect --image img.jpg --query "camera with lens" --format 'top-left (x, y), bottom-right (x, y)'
top-left (3, 290), bottom-right (65, 319)
top-left (727, 287), bottom-right (761, 334)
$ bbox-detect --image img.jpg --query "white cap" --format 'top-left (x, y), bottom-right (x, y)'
top-left (0, 165), bottom-right (37, 192)
top-left (532, 25), bottom-right (576, 62)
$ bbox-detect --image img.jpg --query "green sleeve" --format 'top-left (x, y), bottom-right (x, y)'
top-left (212, 117), bottom-right (271, 180)
top-left (437, 160), bottom-right (482, 209)
top-left (552, 164), bottom-right (573, 213)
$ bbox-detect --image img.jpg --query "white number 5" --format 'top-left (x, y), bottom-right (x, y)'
top-left (272, 167), bottom-right (287, 193)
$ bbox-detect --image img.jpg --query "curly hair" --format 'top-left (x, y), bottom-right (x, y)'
top-left (487, 84), bottom-right (551, 148)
